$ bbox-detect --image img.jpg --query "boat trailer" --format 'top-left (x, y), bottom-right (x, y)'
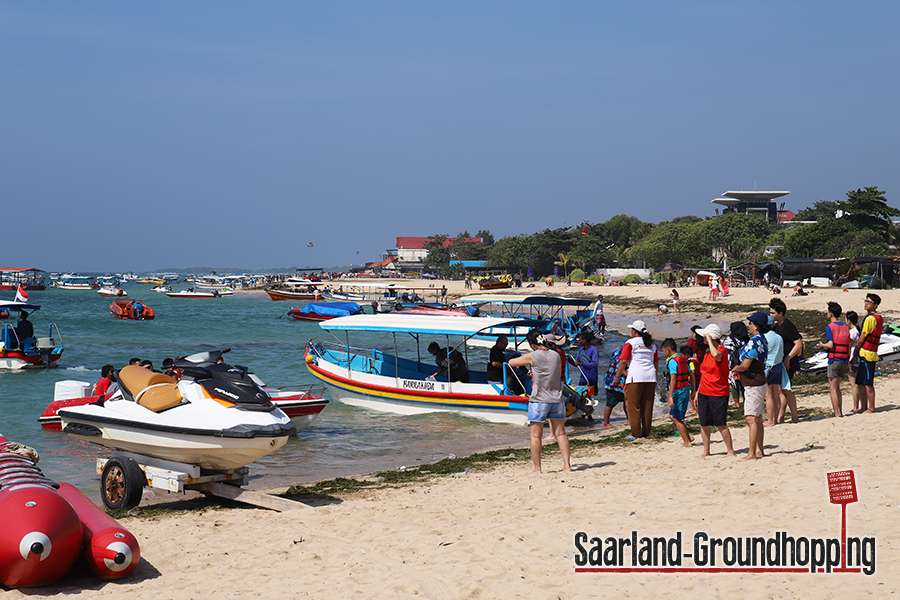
top-left (96, 452), bottom-right (308, 512)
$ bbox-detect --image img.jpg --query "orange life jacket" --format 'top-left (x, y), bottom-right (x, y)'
top-left (861, 314), bottom-right (884, 354)
top-left (668, 353), bottom-right (691, 389)
top-left (826, 322), bottom-right (851, 361)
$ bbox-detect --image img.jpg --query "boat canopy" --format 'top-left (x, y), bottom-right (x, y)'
top-left (319, 314), bottom-right (537, 336)
top-left (458, 295), bottom-right (591, 307)
top-left (0, 300), bottom-right (41, 312)
top-left (301, 302), bottom-right (361, 318)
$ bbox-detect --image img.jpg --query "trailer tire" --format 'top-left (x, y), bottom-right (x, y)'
top-left (101, 455), bottom-right (144, 510)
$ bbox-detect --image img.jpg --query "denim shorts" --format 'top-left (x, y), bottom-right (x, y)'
top-left (527, 401), bottom-right (565, 423)
top-left (605, 388), bottom-right (625, 408)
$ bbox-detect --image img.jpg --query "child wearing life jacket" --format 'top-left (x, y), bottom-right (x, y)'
top-left (662, 338), bottom-right (694, 447)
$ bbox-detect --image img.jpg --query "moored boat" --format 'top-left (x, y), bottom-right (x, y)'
top-left (54, 275), bottom-right (93, 290)
top-left (0, 300), bottom-right (64, 369)
top-left (289, 301), bottom-right (363, 322)
top-left (304, 314), bottom-right (595, 424)
top-left (109, 298), bottom-right (154, 320)
top-left (166, 288), bottom-right (221, 299)
top-left (98, 286), bottom-right (127, 297)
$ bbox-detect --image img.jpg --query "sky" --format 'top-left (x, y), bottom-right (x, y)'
top-left (2, 1), bottom-right (899, 272)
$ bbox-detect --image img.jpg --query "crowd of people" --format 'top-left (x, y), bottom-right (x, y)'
top-left (498, 292), bottom-right (886, 471)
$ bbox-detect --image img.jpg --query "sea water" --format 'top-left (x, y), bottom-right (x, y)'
top-left (0, 284), bottom-right (717, 499)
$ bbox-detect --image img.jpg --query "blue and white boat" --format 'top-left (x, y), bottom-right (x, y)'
top-left (457, 295), bottom-right (594, 347)
top-left (304, 314), bottom-right (594, 424)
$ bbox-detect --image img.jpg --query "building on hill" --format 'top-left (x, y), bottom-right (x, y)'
top-left (711, 190), bottom-right (790, 223)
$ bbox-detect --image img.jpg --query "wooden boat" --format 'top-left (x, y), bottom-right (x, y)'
top-left (304, 314), bottom-right (595, 424)
top-left (265, 281), bottom-right (325, 301)
top-left (288, 301), bottom-right (363, 322)
top-left (109, 298), bottom-right (154, 320)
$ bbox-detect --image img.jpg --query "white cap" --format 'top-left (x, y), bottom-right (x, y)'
top-left (628, 320), bottom-right (647, 333)
top-left (696, 324), bottom-right (723, 340)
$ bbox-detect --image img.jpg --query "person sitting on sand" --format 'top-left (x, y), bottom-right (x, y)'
top-left (657, 304), bottom-right (669, 316)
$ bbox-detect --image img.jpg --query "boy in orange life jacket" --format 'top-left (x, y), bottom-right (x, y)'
top-left (662, 339), bottom-right (694, 447)
top-left (816, 302), bottom-right (850, 417)
top-left (851, 293), bottom-right (883, 413)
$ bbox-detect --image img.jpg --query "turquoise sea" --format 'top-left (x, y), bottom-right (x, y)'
top-left (2, 284), bottom-right (712, 501)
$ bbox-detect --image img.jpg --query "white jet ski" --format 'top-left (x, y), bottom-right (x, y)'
top-left (59, 350), bottom-right (296, 470)
top-left (800, 332), bottom-right (900, 375)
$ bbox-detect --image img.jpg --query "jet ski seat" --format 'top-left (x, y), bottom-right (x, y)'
top-left (117, 365), bottom-right (182, 412)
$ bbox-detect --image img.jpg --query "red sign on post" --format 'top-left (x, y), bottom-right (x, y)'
top-left (827, 470), bottom-right (858, 570)
top-left (827, 470), bottom-right (858, 505)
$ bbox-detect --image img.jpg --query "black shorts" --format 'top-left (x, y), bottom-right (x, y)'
top-left (697, 393), bottom-right (729, 427)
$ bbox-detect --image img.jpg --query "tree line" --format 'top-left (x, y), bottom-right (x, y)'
top-left (422, 187), bottom-right (898, 278)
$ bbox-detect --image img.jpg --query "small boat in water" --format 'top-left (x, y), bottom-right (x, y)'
top-left (0, 300), bottom-right (64, 369)
top-left (152, 284), bottom-right (172, 293)
top-left (58, 351), bottom-right (296, 470)
top-left (109, 298), bottom-right (154, 320)
top-left (166, 288), bottom-right (221, 299)
top-left (98, 286), bottom-right (127, 297)
top-left (289, 301), bottom-right (363, 322)
top-left (53, 275), bottom-right (93, 290)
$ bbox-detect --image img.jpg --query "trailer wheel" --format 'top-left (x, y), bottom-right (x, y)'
top-left (101, 455), bottom-right (144, 510)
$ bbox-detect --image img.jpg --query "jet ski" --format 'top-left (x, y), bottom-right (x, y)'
top-left (58, 349), bottom-right (296, 470)
top-left (800, 332), bottom-right (900, 375)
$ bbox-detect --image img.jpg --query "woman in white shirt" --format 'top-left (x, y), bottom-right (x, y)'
top-left (615, 320), bottom-right (659, 440)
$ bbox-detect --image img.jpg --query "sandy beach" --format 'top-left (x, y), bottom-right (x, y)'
top-left (7, 282), bottom-right (898, 598)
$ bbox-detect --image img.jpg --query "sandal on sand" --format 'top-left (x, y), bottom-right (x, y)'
top-left (625, 435), bottom-right (638, 441)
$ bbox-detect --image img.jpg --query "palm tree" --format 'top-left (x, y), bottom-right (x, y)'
top-left (554, 253), bottom-right (570, 278)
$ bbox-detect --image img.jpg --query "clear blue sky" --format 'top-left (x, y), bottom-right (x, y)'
top-left (3, 1), bottom-right (899, 272)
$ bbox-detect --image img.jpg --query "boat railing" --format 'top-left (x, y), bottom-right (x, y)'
top-left (274, 383), bottom-right (327, 398)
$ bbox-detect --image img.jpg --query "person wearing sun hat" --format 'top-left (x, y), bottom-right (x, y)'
top-left (615, 319), bottom-right (659, 440)
top-left (694, 323), bottom-right (736, 458)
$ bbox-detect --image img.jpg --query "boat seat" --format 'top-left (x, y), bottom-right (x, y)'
top-left (117, 365), bottom-right (182, 412)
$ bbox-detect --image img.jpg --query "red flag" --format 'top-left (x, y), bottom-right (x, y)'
top-left (15, 286), bottom-right (29, 303)
top-left (581, 225), bottom-right (588, 235)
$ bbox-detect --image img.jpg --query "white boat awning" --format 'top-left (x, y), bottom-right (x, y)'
top-left (319, 314), bottom-right (537, 336)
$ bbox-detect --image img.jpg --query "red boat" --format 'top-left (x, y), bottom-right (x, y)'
top-left (109, 298), bottom-right (154, 320)
top-left (288, 301), bottom-right (363, 322)
top-left (266, 288), bottom-right (324, 301)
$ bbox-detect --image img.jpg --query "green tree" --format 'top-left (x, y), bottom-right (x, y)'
top-left (475, 229), bottom-right (495, 246)
top-left (423, 234), bottom-right (451, 270)
top-left (783, 219), bottom-right (857, 257)
top-left (701, 212), bottom-right (775, 261)
top-left (794, 200), bottom-right (842, 221)
top-left (840, 187), bottom-right (899, 238)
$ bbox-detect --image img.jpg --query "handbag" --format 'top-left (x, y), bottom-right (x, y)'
top-left (739, 359), bottom-right (768, 387)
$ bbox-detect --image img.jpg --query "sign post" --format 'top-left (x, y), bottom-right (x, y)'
top-left (826, 470), bottom-right (858, 569)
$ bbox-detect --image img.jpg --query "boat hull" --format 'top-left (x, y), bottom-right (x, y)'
top-left (306, 357), bottom-right (529, 425)
top-left (0, 349), bottom-right (62, 370)
top-left (59, 416), bottom-right (290, 470)
top-left (266, 290), bottom-right (324, 301)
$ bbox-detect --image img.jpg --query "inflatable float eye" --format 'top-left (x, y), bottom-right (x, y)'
top-left (19, 532), bottom-right (52, 561)
top-left (103, 542), bottom-right (133, 571)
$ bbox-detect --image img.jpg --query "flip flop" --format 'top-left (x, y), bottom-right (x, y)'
top-left (625, 435), bottom-right (638, 441)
